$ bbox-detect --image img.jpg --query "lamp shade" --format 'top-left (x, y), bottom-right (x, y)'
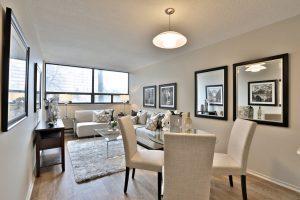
top-left (153, 31), bottom-right (187, 49)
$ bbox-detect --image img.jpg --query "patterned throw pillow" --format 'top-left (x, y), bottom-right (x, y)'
top-left (157, 113), bottom-right (165, 129)
top-left (131, 116), bottom-right (138, 125)
top-left (145, 115), bottom-right (159, 131)
top-left (93, 111), bottom-right (110, 123)
top-left (137, 111), bottom-right (147, 124)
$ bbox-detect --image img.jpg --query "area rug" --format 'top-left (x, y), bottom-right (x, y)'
top-left (67, 137), bottom-right (126, 183)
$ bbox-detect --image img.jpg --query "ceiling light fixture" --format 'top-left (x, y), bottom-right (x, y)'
top-left (245, 63), bottom-right (266, 72)
top-left (153, 8), bottom-right (187, 49)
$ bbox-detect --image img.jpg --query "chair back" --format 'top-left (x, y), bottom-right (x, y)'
top-left (227, 119), bottom-right (257, 173)
top-left (164, 133), bottom-right (216, 200)
top-left (118, 116), bottom-right (137, 166)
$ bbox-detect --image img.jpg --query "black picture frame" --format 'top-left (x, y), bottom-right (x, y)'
top-left (195, 66), bottom-right (228, 120)
top-left (233, 53), bottom-right (289, 127)
top-left (1, 7), bottom-right (30, 132)
top-left (143, 85), bottom-right (156, 108)
top-left (248, 80), bottom-right (277, 106)
top-left (159, 83), bottom-right (177, 110)
top-left (205, 84), bottom-right (224, 106)
top-left (34, 63), bottom-right (42, 112)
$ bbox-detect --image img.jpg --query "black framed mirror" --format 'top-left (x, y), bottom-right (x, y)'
top-left (233, 54), bottom-right (289, 127)
top-left (1, 7), bottom-right (30, 132)
top-left (34, 63), bottom-right (42, 112)
top-left (195, 66), bottom-right (228, 120)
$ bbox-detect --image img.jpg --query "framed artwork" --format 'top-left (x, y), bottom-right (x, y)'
top-left (205, 85), bottom-right (223, 106)
top-left (159, 83), bottom-right (177, 110)
top-left (248, 80), bottom-right (277, 106)
top-left (34, 63), bottom-right (42, 112)
top-left (143, 85), bottom-right (156, 108)
top-left (1, 7), bottom-right (30, 132)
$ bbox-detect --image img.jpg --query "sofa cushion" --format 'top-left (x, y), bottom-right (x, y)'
top-left (131, 116), bottom-right (138, 124)
top-left (145, 114), bottom-right (159, 131)
top-left (93, 111), bottom-right (110, 123)
top-left (135, 126), bottom-right (158, 138)
top-left (76, 122), bottom-right (108, 138)
top-left (137, 111), bottom-right (147, 124)
top-left (75, 110), bottom-right (95, 123)
top-left (131, 110), bottom-right (138, 116)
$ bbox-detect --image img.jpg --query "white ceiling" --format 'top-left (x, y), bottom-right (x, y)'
top-left (31, 0), bottom-right (300, 71)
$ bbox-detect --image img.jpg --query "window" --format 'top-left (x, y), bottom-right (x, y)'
top-left (46, 64), bottom-right (92, 93)
top-left (45, 63), bottom-right (129, 104)
top-left (94, 70), bottom-right (128, 94)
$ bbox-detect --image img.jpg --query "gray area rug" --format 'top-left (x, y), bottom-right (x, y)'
top-left (67, 138), bottom-right (126, 183)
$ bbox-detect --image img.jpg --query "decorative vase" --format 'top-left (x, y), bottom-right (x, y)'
top-left (257, 106), bottom-right (262, 120)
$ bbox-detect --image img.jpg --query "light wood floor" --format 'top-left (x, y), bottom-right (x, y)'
top-left (31, 136), bottom-right (300, 200)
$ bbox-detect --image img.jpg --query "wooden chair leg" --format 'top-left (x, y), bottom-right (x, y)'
top-left (158, 172), bottom-right (162, 200)
top-left (124, 167), bottom-right (130, 193)
top-left (229, 175), bottom-right (233, 187)
top-left (241, 175), bottom-right (247, 200)
top-left (132, 168), bottom-right (135, 179)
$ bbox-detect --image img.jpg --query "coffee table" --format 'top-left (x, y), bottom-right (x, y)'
top-left (94, 128), bottom-right (122, 158)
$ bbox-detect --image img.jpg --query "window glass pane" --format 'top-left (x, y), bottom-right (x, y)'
top-left (46, 64), bottom-right (92, 93)
top-left (113, 95), bottom-right (129, 103)
top-left (94, 70), bottom-right (128, 94)
top-left (46, 94), bottom-right (91, 103)
top-left (95, 95), bottom-right (111, 103)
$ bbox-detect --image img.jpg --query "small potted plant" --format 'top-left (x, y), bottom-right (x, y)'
top-left (110, 120), bottom-right (118, 130)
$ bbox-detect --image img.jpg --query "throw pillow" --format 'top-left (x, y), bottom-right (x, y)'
top-left (93, 110), bottom-right (105, 122)
top-left (157, 113), bottom-right (165, 129)
top-left (93, 111), bottom-right (110, 123)
top-left (131, 116), bottom-right (138, 124)
top-left (145, 114), bottom-right (159, 131)
top-left (161, 110), bottom-right (172, 128)
top-left (137, 111), bottom-right (147, 124)
top-left (131, 110), bottom-right (138, 116)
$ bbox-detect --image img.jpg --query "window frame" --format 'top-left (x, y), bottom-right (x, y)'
top-left (45, 62), bottom-right (129, 104)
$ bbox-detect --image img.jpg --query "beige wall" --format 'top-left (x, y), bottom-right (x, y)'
top-left (0, 1), bottom-right (43, 200)
top-left (130, 15), bottom-right (300, 190)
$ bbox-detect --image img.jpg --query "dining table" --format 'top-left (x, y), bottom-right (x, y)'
top-left (146, 128), bottom-right (217, 146)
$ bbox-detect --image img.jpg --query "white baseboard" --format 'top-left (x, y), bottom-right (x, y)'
top-left (248, 169), bottom-right (300, 193)
top-left (25, 174), bottom-right (35, 200)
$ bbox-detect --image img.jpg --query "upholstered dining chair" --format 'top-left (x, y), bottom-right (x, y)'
top-left (213, 118), bottom-right (257, 200)
top-left (163, 132), bottom-right (216, 200)
top-left (118, 116), bottom-right (164, 200)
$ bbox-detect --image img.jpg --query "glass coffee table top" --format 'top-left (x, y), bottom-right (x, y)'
top-left (94, 128), bottom-right (122, 141)
top-left (94, 128), bottom-right (122, 158)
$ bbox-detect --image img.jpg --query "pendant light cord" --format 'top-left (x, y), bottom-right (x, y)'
top-left (169, 14), bottom-right (171, 31)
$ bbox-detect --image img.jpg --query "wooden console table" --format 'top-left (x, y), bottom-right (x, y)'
top-left (34, 119), bottom-right (65, 177)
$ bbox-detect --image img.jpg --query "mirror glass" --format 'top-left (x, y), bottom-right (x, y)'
top-left (8, 16), bottom-right (28, 123)
top-left (195, 66), bottom-right (227, 120)
top-left (234, 54), bottom-right (288, 126)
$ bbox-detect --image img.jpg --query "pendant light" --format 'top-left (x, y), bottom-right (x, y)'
top-left (153, 8), bottom-right (187, 49)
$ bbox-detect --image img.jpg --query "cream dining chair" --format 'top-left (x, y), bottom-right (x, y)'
top-left (118, 116), bottom-right (164, 200)
top-left (163, 132), bottom-right (216, 200)
top-left (213, 118), bottom-right (257, 200)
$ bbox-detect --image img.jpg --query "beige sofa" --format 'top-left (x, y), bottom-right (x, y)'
top-left (73, 109), bottom-right (114, 138)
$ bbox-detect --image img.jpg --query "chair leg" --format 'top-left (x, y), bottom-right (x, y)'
top-left (241, 175), bottom-right (247, 200)
top-left (124, 167), bottom-right (130, 193)
top-left (132, 168), bottom-right (135, 179)
top-left (158, 172), bottom-right (162, 200)
top-left (229, 175), bottom-right (233, 187)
